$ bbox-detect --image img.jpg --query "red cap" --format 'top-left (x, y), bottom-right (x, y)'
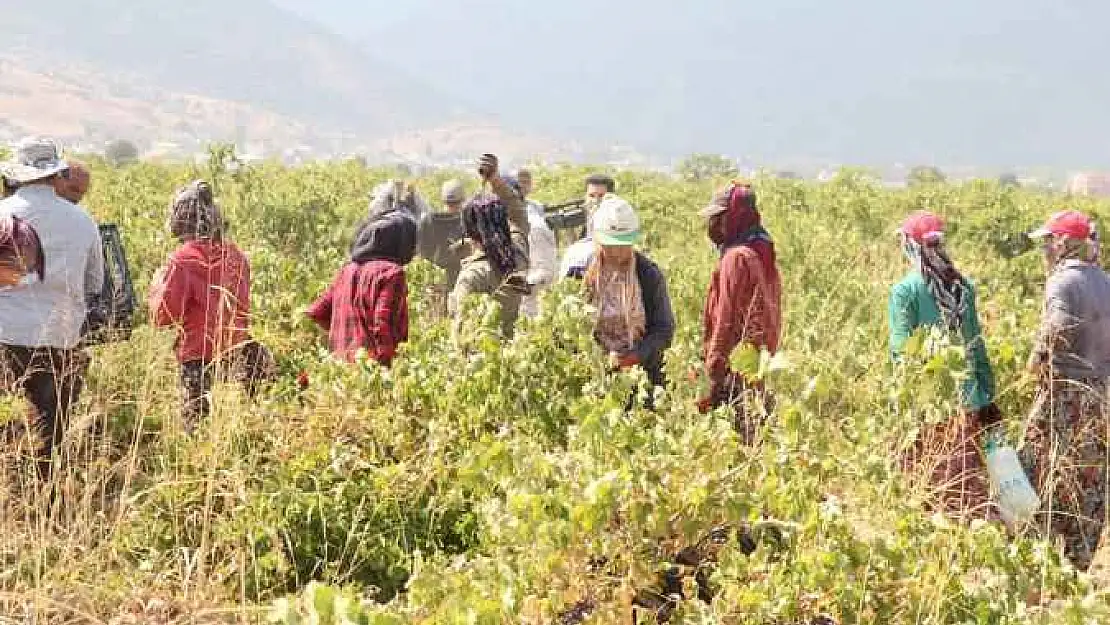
top-left (898, 211), bottom-right (945, 243)
top-left (1029, 210), bottom-right (1092, 240)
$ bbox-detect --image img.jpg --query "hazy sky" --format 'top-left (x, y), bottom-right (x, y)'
top-left (262, 0), bottom-right (1110, 169)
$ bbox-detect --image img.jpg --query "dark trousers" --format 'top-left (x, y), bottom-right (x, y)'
top-left (0, 345), bottom-right (88, 478)
top-left (180, 340), bottom-right (274, 432)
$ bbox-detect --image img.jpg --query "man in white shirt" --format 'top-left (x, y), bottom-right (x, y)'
top-left (560, 173), bottom-right (617, 279)
top-left (0, 137), bottom-right (104, 479)
top-left (515, 169), bottom-right (557, 318)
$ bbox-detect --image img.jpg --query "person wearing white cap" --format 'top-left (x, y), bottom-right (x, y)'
top-left (0, 137), bottom-right (104, 479)
top-left (1021, 209), bottom-right (1110, 571)
top-left (582, 194), bottom-right (674, 407)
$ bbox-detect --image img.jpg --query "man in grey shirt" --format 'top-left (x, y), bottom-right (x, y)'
top-left (1028, 211), bottom-right (1110, 379)
top-left (0, 137), bottom-right (104, 479)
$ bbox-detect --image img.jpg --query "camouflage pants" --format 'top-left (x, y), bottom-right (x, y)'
top-left (1021, 379), bottom-right (1109, 570)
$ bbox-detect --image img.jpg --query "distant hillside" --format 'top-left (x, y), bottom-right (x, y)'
top-left (1, 0), bottom-right (458, 138)
top-left (0, 55), bottom-right (628, 165)
top-left (0, 0), bottom-right (650, 164)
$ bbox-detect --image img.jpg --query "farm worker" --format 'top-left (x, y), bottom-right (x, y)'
top-left (1022, 210), bottom-right (1110, 571)
top-left (697, 181), bottom-right (782, 443)
top-left (0, 137), bottom-right (103, 479)
top-left (889, 210), bottom-right (1000, 521)
top-left (448, 154), bottom-right (531, 340)
top-left (582, 195), bottom-right (674, 407)
top-left (515, 168), bottom-right (558, 318)
top-left (149, 180), bottom-right (274, 433)
top-left (367, 179), bottom-right (428, 222)
top-left (417, 179), bottom-right (467, 317)
top-left (307, 206), bottom-right (417, 367)
top-left (560, 173), bottom-right (617, 279)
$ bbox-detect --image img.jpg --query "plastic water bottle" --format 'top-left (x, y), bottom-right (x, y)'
top-left (982, 428), bottom-right (1040, 528)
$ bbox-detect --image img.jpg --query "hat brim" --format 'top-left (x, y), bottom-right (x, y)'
top-left (595, 231), bottom-right (641, 246)
top-left (0, 161), bottom-right (68, 184)
top-left (1027, 227), bottom-right (1053, 239)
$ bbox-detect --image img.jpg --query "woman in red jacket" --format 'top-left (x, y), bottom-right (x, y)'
top-left (698, 181), bottom-right (783, 443)
top-left (148, 181), bottom-right (272, 431)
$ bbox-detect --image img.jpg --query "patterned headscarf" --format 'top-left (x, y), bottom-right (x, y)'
top-left (168, 180), bottom-right (224, 241)
top-left (461, 191), bottom-right (516, 275)
top-left (900, 228), bottom-right (968, 333)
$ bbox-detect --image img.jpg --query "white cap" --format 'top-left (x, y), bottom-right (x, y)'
top-left (591, 194), bottom-right (641, 246)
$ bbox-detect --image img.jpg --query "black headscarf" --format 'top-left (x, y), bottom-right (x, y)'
top-left (350, 209), bottom-right (418, 265)
top-left (461, 191), bottom-right (516, 275)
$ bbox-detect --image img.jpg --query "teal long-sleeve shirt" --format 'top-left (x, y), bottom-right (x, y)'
top-left (888, 271), bottom-right (996, 410)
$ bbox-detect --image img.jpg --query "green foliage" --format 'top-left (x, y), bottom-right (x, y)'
top-left (5, 154), bottom-right (1110, 624)
top-left (676, 153), bottom-right (739, 181)
top-left (907, 165), bottom-right (948, 187)
top-left (104, 138), bottom-right (140, 166)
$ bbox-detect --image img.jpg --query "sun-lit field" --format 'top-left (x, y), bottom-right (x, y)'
top-left (2, 149), bottom-right (1110, 624)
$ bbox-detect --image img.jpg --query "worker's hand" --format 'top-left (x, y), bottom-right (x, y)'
top-left (696, 396), bottom-right (715, 414)
top-left (478, 154), bottom-right (499, 181)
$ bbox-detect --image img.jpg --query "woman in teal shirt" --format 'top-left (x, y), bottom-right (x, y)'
top-left (890, 211), bottom-right (1000, 522)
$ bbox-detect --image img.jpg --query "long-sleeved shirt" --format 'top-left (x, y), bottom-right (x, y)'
top-left (889, 271), bottom-right (995, 410)
top-left (522, 200), bottom-right (558, 318)
top-left (619, 253), bottom-right (675, 386)
top-left (449, 250), bottom-right (522, 340)
top-left (1028, 260), bottom-right (1110, 381)
top-left (0, 184), bottom-right (104, 348)
top-left (702, 243), bottom-right (782, 386)
top-left (149, 240), bottom-right (251, 363)
top-left (306, 260), bottom-right (409, 366)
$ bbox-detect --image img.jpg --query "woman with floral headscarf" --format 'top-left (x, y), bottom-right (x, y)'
top-left (889, 211), bottom-right (1000, 522)
top-left (1022, 210), bottom-right (1110, 571)
top-left (149, 180), bottom-right (273, 431)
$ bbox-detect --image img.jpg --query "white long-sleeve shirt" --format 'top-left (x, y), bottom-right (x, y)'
top-left (522, 200), bottom-right (558, 318)
top-left (0, 184), bottom-right (104, 348)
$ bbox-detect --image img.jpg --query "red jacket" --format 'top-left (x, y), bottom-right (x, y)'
top-left (149, 240), bottom-right (251, 363)
top-left (703, 242), bottom-right (782, 385)
top-left (306, 260), bottom-right (408, 365)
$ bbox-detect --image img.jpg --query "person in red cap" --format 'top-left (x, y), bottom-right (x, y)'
top-left (696, 181), bottom-right (782, 443)
top-left (1021, 209), bottom-right (1110, 571)
top-left (889, 210), bottom-right (1000, 522)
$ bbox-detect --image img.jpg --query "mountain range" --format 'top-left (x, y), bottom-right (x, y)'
top-left (0, 0), bottom-right (619, 165)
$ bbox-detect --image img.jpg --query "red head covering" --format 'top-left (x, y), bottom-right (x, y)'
top-left (704, 181), bottom-right (778, 281)
top-left (1029, 210), bottom-right (1092, 240)
top-left (898, 211), bottom-right (946, 245)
